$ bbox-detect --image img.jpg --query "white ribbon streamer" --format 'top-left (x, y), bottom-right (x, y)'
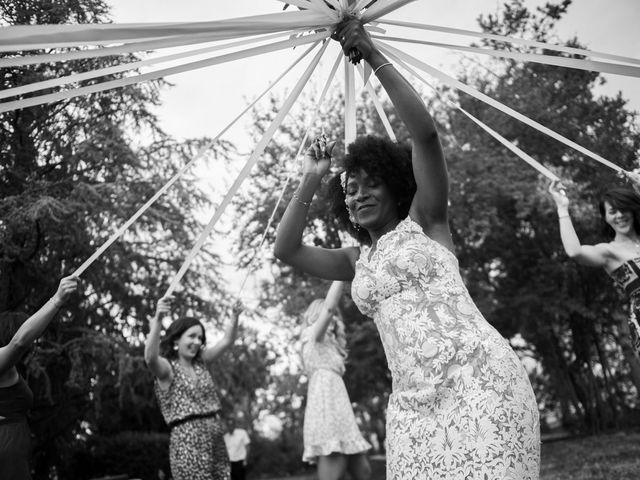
top-left (71, 41), bottom-right (321, 277)
top-left (0, 28), bottom-right (309, 69)
top-left (0, 31), bottom-right (330, 114)
top-left (237, 50), bottom-right (343, 294)
top-left (164, 40), bottom-right (330, 296)
top-left (384, 48), bottom-right (559, 180)
top-left (357, 63), bottom-right (396, 141)
top-left (361, 0), bottom-right (417, 23)
top-left (344, 57), bottom-right (357, 148)
top-left (0, 31), bottom-right (303, 100)
top-left (0, 10), bottom-right (333, 51)
top-left (378, 41), bottom-right (624, 173)
top-left (374, 35), bottom-right (640, 78)
top-left (379, 19), bottom-right (640, 66)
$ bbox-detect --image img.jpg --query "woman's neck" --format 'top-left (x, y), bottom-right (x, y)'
top-left (614, 231), bottom-right (640, 244)
top-left (368, 217), bottom-right (401, 249)
top-left (178, 356), bottom-right (194, 370)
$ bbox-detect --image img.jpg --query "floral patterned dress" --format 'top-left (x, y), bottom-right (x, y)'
top-left (351, 217), bottom-right (540, 480)
top-left (155, 359), bottom-right (230, 480)
top-left (301, 327), bottom-right (371, 463)
top-left (608, 257), bottom-right (640, 356)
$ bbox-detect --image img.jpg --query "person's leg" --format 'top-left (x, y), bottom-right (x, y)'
top-left (317, 453), bottom-right (347, 480)
top-left (346, 453), bottom-right (372, 480)
top-left (230, 461), bottom-right (246, 480)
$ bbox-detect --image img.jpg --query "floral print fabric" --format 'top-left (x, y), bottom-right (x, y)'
top-left (352, 217), bottom-right (540, 480)
top-left (301, 327), bottom-right (371, 463)
top-left (155, 360), bottom-right (230, 480)
top-left (608, 258), bottom-right (640, 356)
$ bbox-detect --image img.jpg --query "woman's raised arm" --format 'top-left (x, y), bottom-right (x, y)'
top-left (274, 138), bottom-right (359, 280)
top-left (0, 276), bottom-right (77, 375)
top-left (337, 20), bottom-right (449, 237)
top-left (144, 296), bottom-right (173, 383)
top-left (549, 182), bottom-right (610, 267)
top-left (308, 281), bottom-right (344, 342)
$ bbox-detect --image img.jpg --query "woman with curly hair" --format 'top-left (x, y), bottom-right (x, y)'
top-left (300, 280), bottom-right (371, 480)
top-left (0, 275), bottom-right (77, 480)
top-left (144, 296), bottom-right (243, 480)
top-left (550, 182), bottom-right (640, 356)
top-left (274, 18), bottom-right (540, 480)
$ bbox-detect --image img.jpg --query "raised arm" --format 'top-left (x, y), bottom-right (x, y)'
top-left (549, 182), bottom-right (610, 267)
top-left (144, 296), bottom-right (173, 383)
top-left (274, 138), bottom-right (359, 280)
top-left (202, 300), bottom-right (243, 367)
top-left (308, 281), bottom-right (344, 342)
top-left (337, 20), bottom-right (449, 237)
top-left (0, 276), bottom-right (77, 375)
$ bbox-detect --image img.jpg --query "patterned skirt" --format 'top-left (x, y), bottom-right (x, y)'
top-left (303, 369), bottom-right (371, 463)
top-left (170, 415), bottom-right (230, 480)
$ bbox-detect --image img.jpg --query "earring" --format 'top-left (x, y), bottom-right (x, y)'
top-left (173, 344), bottom-right (179, 351)
top-left (347, 207), bottom-right (361, 232)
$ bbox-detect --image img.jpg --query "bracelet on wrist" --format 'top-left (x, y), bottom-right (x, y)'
top-left (51, 297), bottom-right (63, 309)
top-left (558, 212), bottom-right (570, 219)
top-left (373, 62), bottom-right (393, 76)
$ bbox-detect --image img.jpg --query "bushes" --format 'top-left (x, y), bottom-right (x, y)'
top-left (248, 432), bottom-right (312, 479)
top-left (63, 431), bottom-right (170, 480)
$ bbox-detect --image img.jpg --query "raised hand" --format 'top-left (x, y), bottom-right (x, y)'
top-left (155, 295), bottom-right (174, 318)
top-left (622, 170), bottom-right (640, 195)
top-left (336, 18), bottom-right (376, 64)
top-left (302, 135), bottom-right (336, 177)
top-left (549, 181), bottom-right (569, 209)
top-left (231, 299), bottom-right (244, 317)
top-left (52, 276), bottom-right (78, 306)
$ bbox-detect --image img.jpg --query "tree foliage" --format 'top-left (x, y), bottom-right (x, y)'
top-left (233, 1), bottom-right (640, 457)
top-left (0, 1), bottom-right (273, 478)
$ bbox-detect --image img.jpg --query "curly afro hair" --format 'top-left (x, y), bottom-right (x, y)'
top-left (328, 135), bottom-right (415, 245)
top-left (598, 186), bottom-right (640, 239)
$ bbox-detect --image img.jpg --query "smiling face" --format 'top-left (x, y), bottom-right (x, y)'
top-left (604, 201), bottom-right (635, 236)
top-left (175, 324), bottom-right (204, 360)
top-left (344, 168), bottom-right (400, 234)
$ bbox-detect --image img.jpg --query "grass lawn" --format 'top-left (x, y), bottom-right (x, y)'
top-left (259, 431), bottom-right (640, 480)
top-left (540, 431), bottom-right (640, 479)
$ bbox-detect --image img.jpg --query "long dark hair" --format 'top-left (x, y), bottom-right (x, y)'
top-left (159, 317), bottom-right (206, 360)
top-left (598, 187), bottom-right (640, 239)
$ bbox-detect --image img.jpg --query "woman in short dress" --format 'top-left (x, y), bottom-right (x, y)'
top-left (301, 280), bottom-right (371, 480)
top-left (144, 296), bottom-right (243, 480)
top-left (550, 182), bottom-right (640, 355)
top-left (274, 18), bottom-right (540, 480)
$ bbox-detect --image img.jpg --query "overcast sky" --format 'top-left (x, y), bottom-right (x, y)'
top-left (105, 0), bottom-right (640, 144)
top-left (97, 0), bottom-right (639, 301)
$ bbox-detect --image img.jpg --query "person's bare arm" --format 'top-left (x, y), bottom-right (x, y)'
top-left (0, 276), bottom-right (78, 375)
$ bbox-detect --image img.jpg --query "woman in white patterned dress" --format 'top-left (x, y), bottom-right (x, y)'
top-left (274, 18), bottom-right (540, 480)
top-left (300, 280), bottom-right (371, 480)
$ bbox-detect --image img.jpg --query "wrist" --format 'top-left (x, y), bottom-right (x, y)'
top-left (367, 50), bottom-right (388, 69)
top-left (557, 208), bottom-right (570, 218)
top-left (51, 296), bottom-right (64, 309)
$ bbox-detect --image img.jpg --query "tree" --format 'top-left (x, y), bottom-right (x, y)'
top-left (445, 0), bottom-right (640, 432)
top-left (0, 1), bottom-right (275, 478)
top-left (232, 0), bottom-right (640, 453)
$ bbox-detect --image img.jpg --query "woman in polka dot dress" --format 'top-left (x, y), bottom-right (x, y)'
top-left (145, 296), bottom-right (243, 480)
